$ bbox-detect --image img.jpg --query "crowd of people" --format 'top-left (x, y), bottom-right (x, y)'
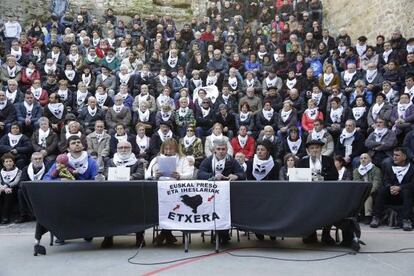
top-left (1, 0), bottom-right (414, 247)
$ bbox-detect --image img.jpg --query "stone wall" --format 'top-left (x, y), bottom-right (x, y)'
top-left (324, 0), bottom-right (414, 43)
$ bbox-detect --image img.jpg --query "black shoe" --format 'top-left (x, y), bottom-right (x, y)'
top-left (362, 216), bottom-right (372, 225)
top-left (84, 237), bottom-right (93, 242)
top-left (302, 232), bottom-right (318, 244)
top-left (101, 237), bottom-right (114, 248)
top-left (14, 215), bottom-right (29, 224)
top-left (136, 233), bottom-right (146, 247)
top-left (321, 234), bottom-right (336, 245)
top-left (165, 231), bottom-right (177, 244)
top-left (154, 232), bottom-right (166, 246)
top-left (402, 219), bottom-right (413, 231)
top-left (219, 233), bottom-right (231, 245)
top-left (34, 244), bottom-right (46, 256)
top-left (55, 238), bottom-right (65, 245)
top-left (255, 233), bottom-right (264, 241)
top-left (269, 236), bottom-right (276, 241)
top-left (0, 218), bottom-right (9, 224)
top-left (370, 216), bottom-right (380, 228)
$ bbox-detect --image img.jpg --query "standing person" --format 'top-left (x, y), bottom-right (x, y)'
top-left (0, 153), bottom-right (22, 224)
top-left (370, 148), bottom-right (414, 231)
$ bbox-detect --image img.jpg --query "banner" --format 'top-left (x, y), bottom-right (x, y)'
top-left (158, 180), bottom-right (231, 230)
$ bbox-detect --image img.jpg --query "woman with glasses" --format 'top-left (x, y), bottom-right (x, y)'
top-left (179, 125), bottom-right (204, 167)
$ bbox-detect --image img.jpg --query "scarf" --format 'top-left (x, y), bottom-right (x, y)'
top-left (136, 135), bottom-right (149, 151)
top-left (383, 49), bottom-right (393, 63)
top-left (374, 128), bottom-right (388, 142)
top-left (343, 70), bottom-right (356, 86)
top-left (76, 91), bottom-right (88, 107)
top-left (356, 44), bottom-right (367, 56)
top-left (138, 109), bottom-right (150, 122)
top-left (38, 128), bottom-right (50, 147)
top-left (68, 151), bottom-right (89, 175)
top-left (33, 50), bottom-right (42, 62)
top-left (323, 73), bottom-right (334, 86)
top-left (57, 89), bottom-right (68, 101)
top-left (6, 65), bottom-right (17, 77)
top-left (358, 162), bottom-right (374, 176)
top-left (64, 70), bottom-right (76, 81)
top-left (287, 137), bottom-right (302, 155)
top-left (404, 86), bottom-right (414, 99)
top-left (280, 109), bottom-right (292, 123)
top-left (252, 155), bottom-right (275, 181)
top-left (339, 128), bottom-right (356, 144)
top-left (183, 135), bottom-right (196, 148)
top-left (371, 103), bottom-right (384, 120)
top-left (178, 107), bottom-right (189, 117)
top-left (0, 100), bottom-right (7, 110)
top-left (167, 55), bottom-right (178, 68)
top-left (68, 53), bottom-right (79, 65)
top-left (177, 75), bottom-right (187, 87)
top-left (365, 69), bottom-right (378, 83)
top-left (228, 76), bottom-right (238, 90)
top-left (112, 152), bottom-right (137, 167)
top-left (311, 129), bottom-right (326, 141)
top-left (44, 63), bottom-right (57, 74)
top-left (330, 106), bottom-right (344, 123)
top-left (265, 76), bottom-right (277, 88)
top-left (95, 131), bottom-right (104, 142)
top-left (65, 131), bottom-right (81, 140)
top-left (210, 133), bottom-right (223, 143)
top-left (262, 108), bottom-right (274, 121)
top-left (201, 107), bottom-right (211, 118)
top-left (51, 52), bottom-right (60, 64)
top-left (96, 93), bottom-right (108, 107)
top-left (238, 135), bottom-right (248, 148)
top-left (161, 111), bottom-right (172, 121)
top-left (352, 106), bottom-right (366, 121)
top-left (88, 106), bottom-right (97, 117)
top-left (11, 47), bottom-right (22, 60)
top-left (392, 163), bottom-right (410, 184)
top-left (82, 74), bottom-right (92, 86)
top-left (159, 75), bottom-right (168, 86)
top-left (286, 78), bottom-right (297, 89)
top-left (158, 129), bottom-right (173, 142)
top-left (115, 134), bottom-right (128, 142)
top-left (397, 102), bottom-right (412, 119)
top-left (192, 78), bottom-right (203, 88)
top-left (31, 87), bottom-right (42, 100)
top-left (246, 78), bottom-right (255, 88)
top-left (87, 54), bottom-right (96, 63)
top-left (92, 38), bottom-right (100, 46)
top-left (113, 104), bottom-right (124, 113)
top-left (305, 108), bottom-right (318, 120)
top-left (118, 72), bottom-right (131, 85)
top-left (48, 103), bottom-right (64, 119)
top-left (6, 90), bottom-right (17, 103)
top-left (240, 111), bottom-right (250, 122)
top-left (27, 163), bottom-right (45, 181)
top-left (311, 92), bottom-right (322, 106)
top-left (8, 133), bottom-right (22, 147)
top-left (26, 68), bottom-right (35, 76)
top-left (23, 101), bottom-right (34, 117)
top-left (105, 55), bottom-right (115, 64)
top-left (206, 74), bottom-right (218, 86)
top-left (212, 155), bottom-right (226, 174)
top-left (1, 167), bottom-right (19, 184)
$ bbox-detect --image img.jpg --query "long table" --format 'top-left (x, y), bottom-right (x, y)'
top-left (24, 180), bottom-right (371, 254)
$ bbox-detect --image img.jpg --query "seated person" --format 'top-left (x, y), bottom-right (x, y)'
top-left (0, 122), bottom-right (33, 169)
top-left (31, 117), bottom-right (59, 167)
top-left (230, 125), bottom-right (255, 161)
top-left (204, 123), bottom-right (233, 157)
top-left (0, 153), bottom-right (22, 224)
top-left (365, 118), bottom-right (397, 167)
top-left (178, 125), bottom-right (204, 167)
top-left (86, 120), bottom-right (111, 170)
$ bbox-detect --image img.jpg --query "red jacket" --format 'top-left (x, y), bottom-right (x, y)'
top-left (301, 110), bottom-right (324, 132)
top-left (231, 136), bottom-right (256, 160)
top-left (20, 68), bottom-right (41, 88)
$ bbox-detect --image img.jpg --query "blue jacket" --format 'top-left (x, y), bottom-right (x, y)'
top-left (43, 155), bottom-right (99, 181)
top-left (15, 102), bottom-right (43, 128)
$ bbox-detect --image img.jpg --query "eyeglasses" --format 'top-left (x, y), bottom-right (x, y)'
top-left (117, 146), bottom-right (131, 149)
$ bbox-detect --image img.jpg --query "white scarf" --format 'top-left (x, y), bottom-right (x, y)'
top-left (356, 44), bottom-right (367, 56)
top-left (68, 53), bottom-right (79, 65)
top-left (44, 63), bottom-right (56, 74)
top-left (58, 89), bottom-right (68, 101)
top-left (339, 128), bottom-right (356, 145)
top-left (392, 163), bottom-right (410, 184)
top-left (158, 129), bottom-right (173, 142)
top-left (27, 163), bottom-right (46, 181)
top-left (206, 74), bottom-right (218, 86)
top-left (88, 106), bottom-right (97, 117)
top-left (1, 167), bottom-right (19, 184)
top-left (252, 155), bottom-right (275, 181)
top-left (404, 86), bottom-right (414, 99)
top-left (8, 133), bottom-right (22, 147)
top-left (212, 155), bottom-right (226, 174)
top-left (95, 131), bottom-right (104, 142)
top-left (338, 167), bottom-right (346, 180)
top-left (51, 52), bottom-right (60, 64)
top-left (246, 78), bottom-right (254, 88)
top-left (65, 131), bottom-right (81, 140)
top-left (96, 93), bottom-right (108, 107)
top-left (26, 68), bottom-right (35, 76)
top-left (286, 78), bottom-right (297, 89)
top-left (38, 128), bottom-right (50, 147)
top-left (228, 76), bottom-right (238, 90)
top-left (92, 38), bottom-right (100, 46)
top-left (258, 51), bottom-right (267, 59)
top-left (265, 76), bottom-right (277, 88)
top-left (374, 128), bottom-right (388, 142)
top-left (311, 92), bottom-right (323, 106)
top-left (287, 137), bottom-right (302, 155)
top-left (64, 70), bottom-right (76, 81)
top-left (115, 134), bottom-right (128, 142)
top-left (262, 108), bottom-right (274, 121)
top-left (240, 111), bottom-right (249, 122)
top-left (6, 65), bottom-right (17, 77)
top-left (384, 89), bottom-right (397, 103)
top-left (358, 162), bottom-right (373, 176)
top-left (118, 72), bottom-right (131, 85)
top-left (112, 152), bottom-right (137, 167)
top-left (183, 135), bottom-right (196, 148)
top-left (113, 104), bottom-right (124, 113)
top-left (33, 50), bottom-right (42, 62)
top-left (167, 55), bottom-right (178, 67)
top-left (48, 103), bottom-right (64, 119)
top-left (0, 100), bottom-right (7, 110)
top-left (383, 49), bottom-right (393, 63)
top-left (352, 106), bottom-right (366, 121)
top-left (222, 94), bottom-right (230, 104)
top-left (397, 102), bottom-right (412, 119)
top-left (323, 73), bottom-right (334, 86)
top-left (31, 86), bottom-right (42, 100)
top-left (177, 75), bottom-right (187, 86)
top-left (105, 55), bottom-right (115, 64)
top-left (76, 91), bottom-right (88, 107)
top-left (6, 90), bottom-right (17, 103)
top-left (305, 108), bottom-right (318, 120)
top-left (179, 107), bottom-right (189, 117)
top-left (136, 135), bottom-right (149, 151)
top-left (192, 78), bottom-right (203, 88)
top-left (201, 107), bottom-right (211, 118)
top-left (138, 109), bottom-right (150, 122)
top-left (365, 69), bottom-right (378, 83)
top-left (311, 129), bottom-right (326, 141)
top-left (68, 151), bottom-right (89, 175)
top-left (280, 108), bottom-right (292, 123)
top-left (87, 54), bottom-right (97, 63)
top-left (23, 101), bottom-right (34, 117)
top-left (10, 47), bottom-right (22, 60)
top-left (343, 70), bottom-right (356, 86)
top-left (159, 75), bottom-right (168, 86)
top-left (330, 106), bottom-right (344, 123)
top-left (371, 102), bottom-right (384, 121)
top-left (161, 111), bottom-right (172, 121)
top-left (238, 135), bottom-right (248, 148)
top-left (82, 74), bottom-right (92, 86)
top-left (211, 133), bottom-right (223, 143)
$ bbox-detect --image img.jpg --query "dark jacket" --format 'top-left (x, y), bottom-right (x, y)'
top-left (382, 161), bottom-right (414, 190)
top-left (245, 159), bottom-right (279, 180)
top-left (297, 155), bottom-right (339, 181)
top-left (198, 155), bottom-right (246, 180)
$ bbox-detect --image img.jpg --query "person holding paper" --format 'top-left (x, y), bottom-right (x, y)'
top-left (102, 140), bottom-right (145, 249)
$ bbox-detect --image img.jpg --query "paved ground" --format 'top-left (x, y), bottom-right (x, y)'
top-left (1, 222), bottom-right (414, 276)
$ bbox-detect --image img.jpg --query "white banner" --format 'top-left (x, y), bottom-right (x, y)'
top-left (158, 180), bottom-right (231, 230)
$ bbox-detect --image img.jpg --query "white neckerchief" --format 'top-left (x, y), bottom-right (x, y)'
top-left (65, 70), bottom-right (76, 81)
top-left (6, 65), bottom-right (17, 77)
top-left (177, 75), bottom-right (187, 86)
top-left (309, 156), bottom-right (322, 176)
top-left (262, 108), bottom-right (274, 121)
top-left (26, 67), bottom-right (35, 76)
top-left (383, 89), bottom-right (396, 103)
top-left (222, 94), bottom-right (230, 104)
top-left (23, 101), bottom-right (34, 117)
top-left (404, 86), bottom-right (414, 99)
top-left (212, 155), bottom-right (226, 174)
top-left (210, 133), bottom-right (223, 143)
top-left (206, 74), bottom-right (218, 86)
top-left (138, 109), bottom-right (150, 122)
top-left (158, 129), bottom-right (173, 142)
top-left (161, 110), bottom-right (172, 121)
top-left (343, 70), bottom-right (356, 86)
top-left (138, 93), bottom-right (150, 105)
top-left (87, 54), bottom-right (96, 63)
top-left (168, 55), bottom-right (178, 68)
top-left (67, 151), bottom-right (89, 175)
top-left (101, 73), bottom-right (109, 82)
top-left (115, 134), bottom-right (128, 142)
top-left (238, 135), bottom-right (248, 148)
top-left (159, 75), bottom-right (168, 86)
top-left (311, 129), bottom-right (326, 141)
top-left (258, 50), bottom-right (267, 59)
top-left (228, 76), bottom-right (238, 90)
top-left (92, 37), bottom-right (100, 46)
top-left (365, 69), bottom-right (378, 83)
top-left (95, 131), bottom-right (104, 142)
top-left (374, 127), bottom-right (388, 142)
top-left (192, 78), bottom-right (203, 88)
top-left (112, 152), bottom-right (137, 167)
top-left (240, 111), bottom-right (250, 122)
top-left (96, 93), bottom-right (108, 107)
top-left (1, 167), bottom-right (19, 184)
top-left (179, 107), bottom-right (189, 117)
top-left (356, 44), bottom-right (367, 56)
top-left (281, 108), bottom-right (292, 123)
top-left (105, 55), bottom-right (115, 64)
top-left (201, 107), bottom-right (211, 118)
top-left (263, 135), bottom-right (275, 142)
top-left (48, 103), bottom-right (64, 119)
top-left (113, 104), bottom-right (124, 113)
top-left (323, 73), bottom-right (334, 86)
top-left (372, 102), bottom-right (384, 120)
top-left (252, 154), bottom-right (275, 180)
top-left (392, 163), bottom-right (410, 184)
top-left (286, 78), bottom-right (297, 89)
top-left (44, 63), bottom-right (56, 74)
top-left (30, 86), bottom-right (42, 100)
top-left (118, 72), bottom-right (131, 85)
top-left (265, 76), bottom-right (277, 87)
top-left (397, 102), bottom-right (412, 119)
top-left (57, 89), bottom-right (68, 101)
top-left (340, 128), bottom-right (356, 144)
top-left (88, 106), bottom-right (97, 116)
top-left (352, 106), bottom-right (366, 121)
top-left (27, 163), bottom-right (45, 181)
top-left (183, 135), bottom-right (196, 148)
top-left (6, 90), bottom-right (17, 103)
top-left (76, 91), bottom-right (88, 107)
top-left (68, 53), bottom-right (79, 65)
top-left (37, 128), bottom-right (50, 147)
top-left (11, 47), bottom-right (22, 60)
top-left (65, 131), bottom-right (81, 140)
top-left (33, 50), bottom-right (42, 62)
top-left (330, 106), bottom-right (344, 123)
top-left (51, 52), bottom-right (60, 64)
top-left (358, 162), bottom-right (374, 176)
top-left (338, 167), bottom-right (346, 180)
top-left (136, 135), bottom-right (149, 151)
top-left (287, 137), bottom-right (302, 155)
top-left (383, 49), bottom-right (393, 63)
top-left (82, 73), bottom-right (92, 86)
top-left (311, 92), bottom-right (323, 106)
top-left (246, 78), bottom-right (254, 88)
top-left (305, 108), bottom-right (318, 120)
top-left (0, 100), bottom-right (7, 110)
top-left (8, 133), bottom-right (22, 147)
